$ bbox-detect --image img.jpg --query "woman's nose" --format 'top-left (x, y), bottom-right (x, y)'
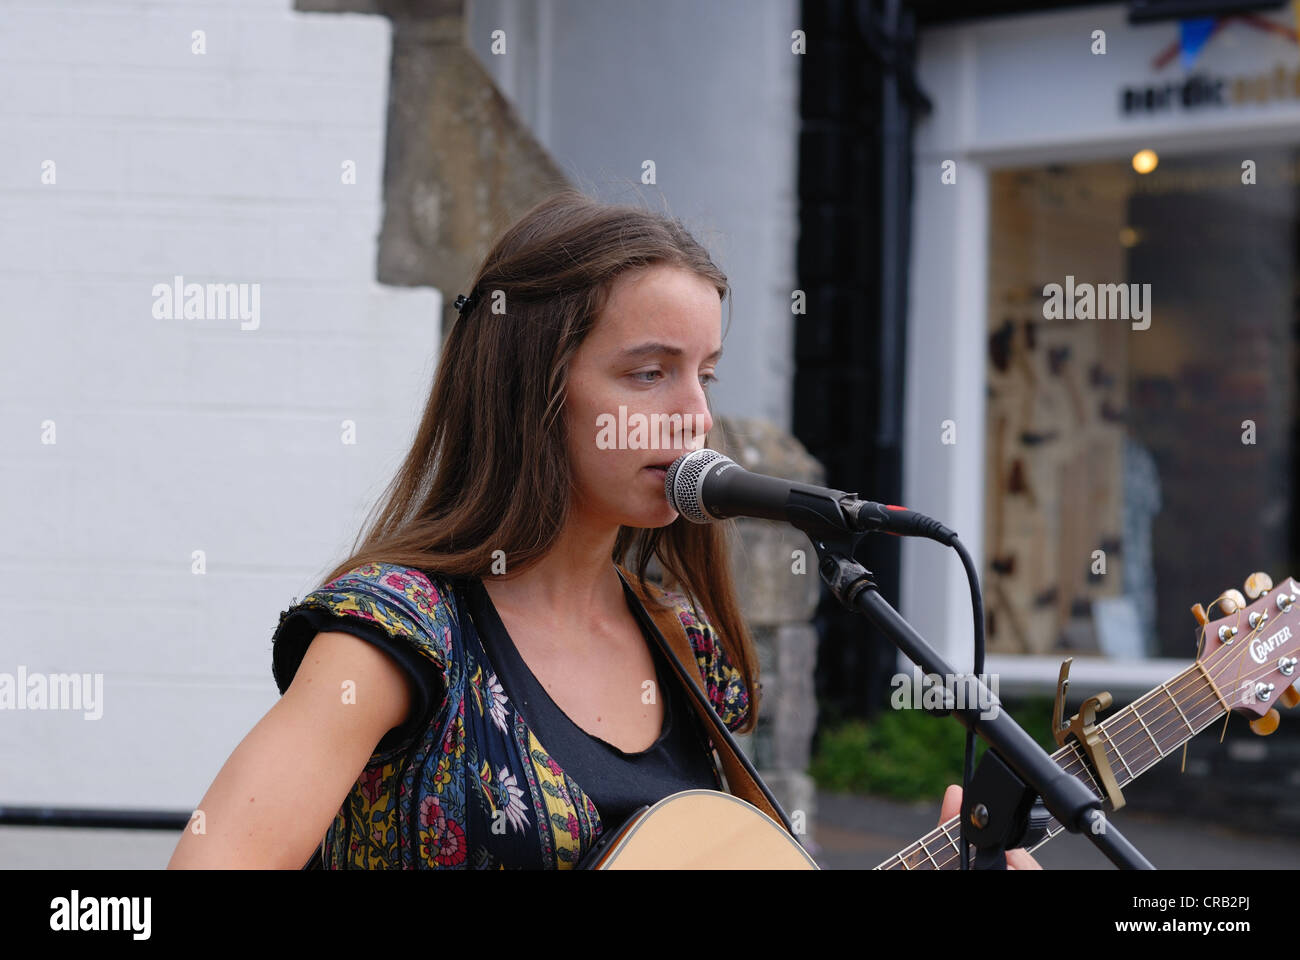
top-left (684, 387), bottom-right (713, 449)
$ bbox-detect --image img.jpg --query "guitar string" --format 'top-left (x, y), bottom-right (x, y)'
top-left (1097, 607), bottom-right (1265, 766)
top-left (1064, 604), bottom-right (1280, 785)
top-left (893, 648), bottom-right (1269, 870)
top-left (881, 600), bottom-right (1286, 868)
top-left (881, 611), bottom-right (1289, 869)
top-left (891, 661), bottom-right (1214, 868)
top-left (884, 665), bottom-right (1214, 871)
top-left (899, 646), bottom-right (1266, 870)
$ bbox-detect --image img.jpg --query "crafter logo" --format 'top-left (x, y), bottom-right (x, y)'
top-left (1251, 625), bottom-right (1292, 665)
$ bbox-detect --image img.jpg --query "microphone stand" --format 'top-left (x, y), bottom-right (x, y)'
top-left (784, 490), bottom-right (1154, 869)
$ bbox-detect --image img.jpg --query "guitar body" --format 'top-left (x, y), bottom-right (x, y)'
top-left (577, 789), bottom-right (820, 869)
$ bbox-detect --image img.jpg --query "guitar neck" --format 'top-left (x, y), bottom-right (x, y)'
top-left (873, 661), bottom-right (1232, 870)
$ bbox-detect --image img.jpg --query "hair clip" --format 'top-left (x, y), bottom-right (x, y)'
top-left (453, 289), bottom-right (480, 315)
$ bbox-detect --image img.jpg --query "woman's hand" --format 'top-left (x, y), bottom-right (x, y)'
top-left (939, 784), bottom-right (1044, 870)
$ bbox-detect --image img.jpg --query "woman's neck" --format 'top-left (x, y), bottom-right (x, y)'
top-left (480, 515), bottom-right (627, 629)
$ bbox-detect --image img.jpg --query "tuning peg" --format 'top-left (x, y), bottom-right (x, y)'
top-left (1245, 572), bottom-right (1275, 600)
top-left (1282, 686), bottom-right (1300, 709)
top-left (1217, 589), bottom-right (1248, 614)
top-left (1250, 708), bottom-right (1281, 736)
top-left (1191, 603), bottom-right (1208, 626)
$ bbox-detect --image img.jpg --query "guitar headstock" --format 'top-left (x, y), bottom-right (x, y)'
top-left (1198, 572), bottom-right (1300, 731)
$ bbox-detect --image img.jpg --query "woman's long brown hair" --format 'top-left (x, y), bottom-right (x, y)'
top-left (319, 188), bottom-right (758, 733)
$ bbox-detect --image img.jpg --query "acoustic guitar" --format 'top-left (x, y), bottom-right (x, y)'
top-left (580, 572), bottom-right (1300, 869)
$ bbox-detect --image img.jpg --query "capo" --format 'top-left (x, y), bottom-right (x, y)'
top-left (1052, 657), bottom-right (1125, 810)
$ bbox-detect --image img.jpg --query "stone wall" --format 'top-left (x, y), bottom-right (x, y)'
top-left (297, 0), bottom-right (570, 337)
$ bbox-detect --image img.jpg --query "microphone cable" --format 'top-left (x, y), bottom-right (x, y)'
top-left (949, 536), bottom-right (984, 871)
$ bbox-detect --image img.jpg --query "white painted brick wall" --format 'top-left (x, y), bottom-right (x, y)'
top-left (0, 0), bottom-right (441, 830)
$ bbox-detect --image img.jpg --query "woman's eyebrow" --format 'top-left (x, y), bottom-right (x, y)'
top-left (618, 342), bottom-right (724, 363)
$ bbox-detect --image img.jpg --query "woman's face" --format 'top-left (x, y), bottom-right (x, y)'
top-left (563, 264), bottom-right (722, 530)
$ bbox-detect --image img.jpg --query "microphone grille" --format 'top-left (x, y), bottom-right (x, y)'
top-left (665, 448), bottom-right (729, 523)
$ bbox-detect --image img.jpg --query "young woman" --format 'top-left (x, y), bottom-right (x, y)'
top-left (167, 189), bottom-right (1040, 870)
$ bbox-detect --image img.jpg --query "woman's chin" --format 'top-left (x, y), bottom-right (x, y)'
top-left (621, 506), bottom-right (680, 529)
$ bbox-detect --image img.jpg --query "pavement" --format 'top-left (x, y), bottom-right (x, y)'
top-left (3, 789), bottom-right (1297, 869)
top-left (809, 789), bottom-right (1300, 869)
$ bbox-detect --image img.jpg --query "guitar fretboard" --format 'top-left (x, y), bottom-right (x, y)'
top-left (874, 661), bottom-right (1234, 870)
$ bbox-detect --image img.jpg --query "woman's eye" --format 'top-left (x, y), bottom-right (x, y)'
top-left (632, 370), bottom-right (719, 386)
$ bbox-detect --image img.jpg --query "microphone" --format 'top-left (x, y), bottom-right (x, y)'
top-left (663, 448), bottom-right (957, 544)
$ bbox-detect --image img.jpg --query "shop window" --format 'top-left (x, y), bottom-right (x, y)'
top-left (985, 148), bottom-right (1299, 660)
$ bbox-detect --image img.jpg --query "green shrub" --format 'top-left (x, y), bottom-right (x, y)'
top-left (809, 696), bottom-right (1059, 801)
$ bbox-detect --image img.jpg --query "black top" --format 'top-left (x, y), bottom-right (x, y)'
top-left (294, 571), bottom-right (720, 833)
top-left (458, 575), bottom-right (720, 832)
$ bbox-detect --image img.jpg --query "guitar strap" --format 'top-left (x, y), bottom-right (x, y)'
top-left (616, 565), bottom-right (797, 838)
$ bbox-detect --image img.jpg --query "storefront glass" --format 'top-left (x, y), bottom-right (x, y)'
top-left (985, 148), bottom-right (1299, 660)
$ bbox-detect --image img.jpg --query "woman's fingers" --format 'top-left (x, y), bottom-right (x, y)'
top-left (939, 784), bottom-right (1045, 869)
top-left (938, 783), bottom-right (962, 825)
top-left (1006, 847), bottom-right (1044, 870)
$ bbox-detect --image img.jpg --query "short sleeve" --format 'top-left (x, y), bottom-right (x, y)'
top-left (665, 591), bottom-right (751, 734)
top-left (271, 562), bottom-right (456, 760)
top-left (276, 608), bottom-right (441, 757)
